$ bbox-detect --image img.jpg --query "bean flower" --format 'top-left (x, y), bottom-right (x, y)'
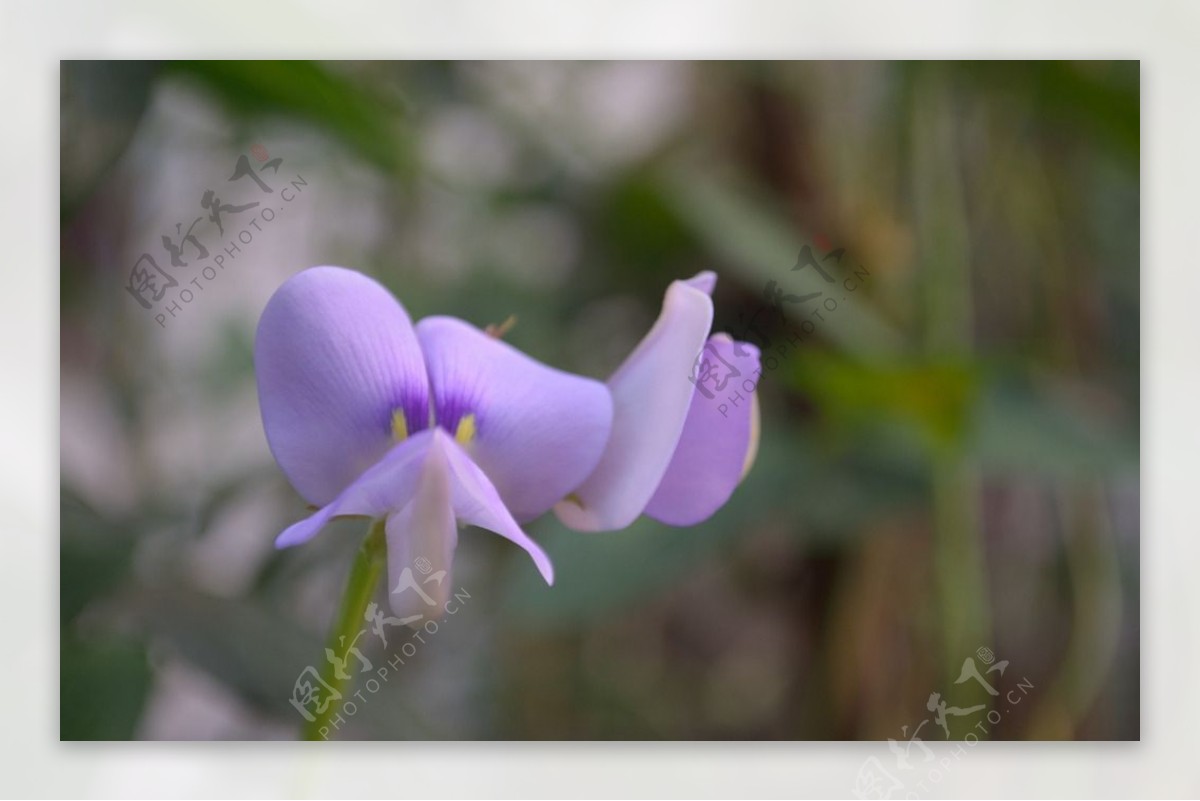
top-left (255, 266), bottom-right (760, 620)
top-left (554, 271), bottom-right (761, 531)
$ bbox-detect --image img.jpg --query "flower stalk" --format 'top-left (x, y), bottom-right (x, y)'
top-left (302, 519), bottom-right (386, 741)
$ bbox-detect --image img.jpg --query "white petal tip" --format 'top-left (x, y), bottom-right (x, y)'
top-left (685, 271), bottom-right (717, 295)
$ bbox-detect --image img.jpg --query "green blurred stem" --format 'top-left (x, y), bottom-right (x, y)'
top-left (1027, 482), bottom-right (1123, 737)
top-left (912, 67), bottom-right (993, 737)
top-left (930, 453), bottom-right (991, 736)
top-left (302, 518), bottom-right (386, 741)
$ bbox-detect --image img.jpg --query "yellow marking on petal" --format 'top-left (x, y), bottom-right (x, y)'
top-left (391, 409), bottom-right (409, 442)
top-left (454, 413), bottom-right (477, 446)
top-left (740, 393), bottom-right (760, 481)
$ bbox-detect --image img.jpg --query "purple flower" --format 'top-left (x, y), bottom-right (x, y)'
top-left (255, 266), bottom-right (759, 618)
top-left (554, 271), bottom-right (761, 531)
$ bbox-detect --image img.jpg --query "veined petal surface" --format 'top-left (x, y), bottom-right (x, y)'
top-left (417, 316), bottom-right (612, 523)
top-left (255, 266), bottom-right (430, 506)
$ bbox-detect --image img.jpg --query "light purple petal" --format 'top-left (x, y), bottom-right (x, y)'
top-left (274, 430), bottom-right (436, 548)
top-left (644, 335), bottom-right (761, 525)
top-left (686, 270), bottom-right (717, 295)
top-left (554, 274), bottom-right (714, 531)
top-left (437, 430), bottom-right (555, 585)
top-left (416, 316), bottom-right (612, 522)
top-left (255, 266), bottom-right (430, 506)
top-left (276, 430), bottom-right (553, 587)
top-left (385, 436), bottom-right (458, 619)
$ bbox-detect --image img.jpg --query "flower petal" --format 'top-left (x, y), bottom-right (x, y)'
top-left (686, 270), bottom-right (717, 295)
top-left (438, 430), bottom-right (555, 586)
top-left (276, 429), bottom-right (553, 587)
top-left (274, 430), bottom-right (436, 548)
top-left (643, 335), bottom-right (761, 525)
top-left (554, 275), bottom-right (714, 531)
top-left (255, 266), bottom-right (430, 506)
top-left (416, 316), bottom-right (612, 522)
top-left (386, 435), bottom-right (458, 619)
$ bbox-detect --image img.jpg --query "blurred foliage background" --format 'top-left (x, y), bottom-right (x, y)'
top-left (59, 60), bottom-right (1138, 741)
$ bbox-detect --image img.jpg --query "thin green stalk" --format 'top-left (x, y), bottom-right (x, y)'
top-left (302, 518), bottom-right (386, 741)
top-left (911, 67), bottom-right (993, 738)
top-left (1026, 482), bottom-right (1122, 738)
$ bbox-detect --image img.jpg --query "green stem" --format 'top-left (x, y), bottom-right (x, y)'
top-left (302, 518), bottom-right (386, 741)
top-left (1027, 482), bottom-right (1122, 738)
top-left (911, 67), bottom-right (993, 737)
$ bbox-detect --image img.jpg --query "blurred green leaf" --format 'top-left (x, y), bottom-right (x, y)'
top-left (167, 60), bottom-right (411, 175)
top-left (130, 583), bottom-right (436, 737)
top-left (61, 488), bottom-right (135, 625)
top-left (790, 353), bottom-right (980, 447)
top-left (965, 61), bottom-right (1139, 165)
top-left (61, 635), bottom-right (152, 740)
top-left (60, 61), bottom-right (160, 221)
top-left (786, 354), bottom-right (1136, 476)
top-left (972, 379), bottom-right (1137, 476)
top-left (133, 584), bottom-right (322, 716)
top-left (594, 173), bottom-right (695, 287)
top-left (658, 163), bottom-right (903, 357)
top-left (503, 426), bottom-right (926, 629)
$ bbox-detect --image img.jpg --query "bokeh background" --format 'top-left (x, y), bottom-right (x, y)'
top-left (59, 60), bottom-right (1138, 741)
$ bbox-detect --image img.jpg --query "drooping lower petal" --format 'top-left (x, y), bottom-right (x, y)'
top-left (643, 335), bottom-right (761, 526)
top-left (274, 430), bottom-right (436, 548)
top-left (417, 316), bottom-right (612, 522)
top-left (437, 431), bottom-right (555, 585)
top-left (277, 429), bottom-right (554, 591)
top-left (386, 436), bottom-right (458, 620)
top-left (255, 266), bottom-right (430, 507)
top-left (554, 274), bottom-right (714, 531)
